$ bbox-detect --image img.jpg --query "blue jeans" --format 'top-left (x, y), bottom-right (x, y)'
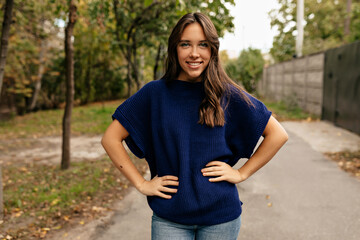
top-left (151, 213), bottom-right (241, 240)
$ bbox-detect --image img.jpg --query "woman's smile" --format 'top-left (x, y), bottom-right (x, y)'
top-left (177, 22), bottom-right (211, 83)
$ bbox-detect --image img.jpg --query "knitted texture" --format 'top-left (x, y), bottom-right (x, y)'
top-left (112, 79), bottom-right (271, 225)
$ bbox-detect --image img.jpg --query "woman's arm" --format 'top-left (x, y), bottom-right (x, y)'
top-left (201, 116), bottom-right (288, 183)
top-left (101, 120), bottom-right (179, 199)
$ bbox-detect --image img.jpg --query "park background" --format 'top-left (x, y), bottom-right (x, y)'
top-left (0, 0), bottom-right (359, 239)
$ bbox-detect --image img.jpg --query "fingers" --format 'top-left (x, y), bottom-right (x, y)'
top-left (208, 176), bottom-right (225, 182)
top-left (157, 192), bottom-right (172, 199)
top-left (162, 180), bottom-right (179, 186)
top-left (205, 161), bottom-right (224, 167)
top-left (162, 175), bottom-right (178, 181)
top-left (160, 186), bottom-right (178, 194)
top-left (201, 166), bottom-right (221, 174)
top-left (202, 162), bottom-right (235, 183)
top-left (202, 170), bottom-right (222, 177)
top-left (155, 175), bottom-right (179, 199)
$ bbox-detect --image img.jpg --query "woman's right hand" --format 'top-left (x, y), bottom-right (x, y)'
top-left (137, 175), bottom-right (179, 199)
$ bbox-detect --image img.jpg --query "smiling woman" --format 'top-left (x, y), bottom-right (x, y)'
top-left (176, 23), bottom-right (211, 83)
top-left (102, 12), bottom-right (288, 240)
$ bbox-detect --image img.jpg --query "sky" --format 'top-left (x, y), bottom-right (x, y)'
top-left (55, 0), bottom-right (280, 59)
top-left (219, 0), bottom-right (280, 58)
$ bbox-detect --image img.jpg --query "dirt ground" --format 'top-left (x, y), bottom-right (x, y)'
top-left (0, 134), bottom-right (143, 239)
top-left (0, 135), bottom-right (106, 166)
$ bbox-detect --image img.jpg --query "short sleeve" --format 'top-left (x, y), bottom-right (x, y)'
top-left (112, 83), bottom-right (152, 159)
top-left (226, 89), bottom-right (272, 162)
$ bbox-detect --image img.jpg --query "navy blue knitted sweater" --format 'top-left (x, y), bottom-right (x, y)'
top-left (112, 79), bottom-right (271, 225)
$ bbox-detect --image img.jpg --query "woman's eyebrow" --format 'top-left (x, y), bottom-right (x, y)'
top-left (179, 40), bottom-right (208, 42)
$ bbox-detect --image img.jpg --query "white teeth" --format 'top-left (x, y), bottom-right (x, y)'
top-left (188, 62), bottom-right (201, 66)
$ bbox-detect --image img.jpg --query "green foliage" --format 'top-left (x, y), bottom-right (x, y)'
top-left (269, 0), bottom-right (360, 62)
top-left (238, 48), bottom-right (265, 93)
top-left (0, 100), bottom-right (122, 139)
top-left (1, 0), bottom-right (236, 115)
top-left (349, 2), bottom-right (360, 42)
top-left (225, 48), bottom-right (265, 93)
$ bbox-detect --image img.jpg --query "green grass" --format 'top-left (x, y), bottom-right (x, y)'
top-left (3, 159), bottom-right (121, 216)
top-left (0, 100), bottom-right (123, 139)
top-left (1, 156), bottom-right (148, 238)
top-left (261, 99), bottom-right (319, 121)
top-left (0, 97), bottom-right (318, 140)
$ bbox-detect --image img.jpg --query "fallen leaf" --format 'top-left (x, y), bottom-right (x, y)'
top-left (14, 211), bottom-right (23, 218)
top-left (79, 220), bottom-right (85, 225)
top-left (51, 198), bottom-right (60, 206)
top-left (267, 203), bottom-right (273, 207)
top-left (40, 231), bottom-right (47, 238)
top-left (265, 195), bottom-right (270, 200)
top-left (52, 225), bottom-right (62, 230)
top-left (92, 206), bottom-right (106, 212)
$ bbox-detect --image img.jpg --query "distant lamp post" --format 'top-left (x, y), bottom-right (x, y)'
top-left (296, 0), bottom-right (304, 57)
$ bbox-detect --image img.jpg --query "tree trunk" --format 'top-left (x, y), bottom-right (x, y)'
top-left (126, 57), bottom-right (132, 97)
top-left (61, 0), bottom-right (77, 170)
top-left (28, 37), bottom-right (46, 111)
top-left (131, 35), bottom-right (140, 91)
top-left (0, 0), bottom-right (14, 102)
top-left (84, 53), bottom-right (92, 104)
top-left (153, 43), bottom-right (163, 80)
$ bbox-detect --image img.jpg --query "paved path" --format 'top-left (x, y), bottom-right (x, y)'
top-left (238, 131), bottom-right (360, 239)
top-left (70, 121), bottom-right (360, 240)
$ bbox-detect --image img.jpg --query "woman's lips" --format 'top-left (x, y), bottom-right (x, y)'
top-left (186, 61), bottom-right (203, 68)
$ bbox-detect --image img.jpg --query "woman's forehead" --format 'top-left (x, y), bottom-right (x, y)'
top-left (180, 23), bottom-right (206, 40)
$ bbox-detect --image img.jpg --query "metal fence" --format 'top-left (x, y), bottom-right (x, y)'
top-left (259, 41), bottom-right (360, 134)
top-left (322, 41), bottom-right (360, 134)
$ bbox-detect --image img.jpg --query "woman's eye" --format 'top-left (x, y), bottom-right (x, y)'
top-left (179, 43), bottom-right (190, 47)
top-left (199, 42), bottom-right (209, 47)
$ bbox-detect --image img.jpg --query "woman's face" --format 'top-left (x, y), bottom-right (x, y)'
top-left (176, 22), bottom-right (211, 83)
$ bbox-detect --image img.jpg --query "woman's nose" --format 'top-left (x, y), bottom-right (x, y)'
top-left (190, 47), bottom-right (200, 58)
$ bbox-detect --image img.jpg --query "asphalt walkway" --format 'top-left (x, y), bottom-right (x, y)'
top-left (65, 120), bottom-right (360, 240)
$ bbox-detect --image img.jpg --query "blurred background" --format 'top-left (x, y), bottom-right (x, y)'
top-left (0, 0), bottom-right (359, 117)
top-left (0, 0), bottom-right (359, 239)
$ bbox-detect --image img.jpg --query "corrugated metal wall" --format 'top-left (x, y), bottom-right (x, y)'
top-left (322, 41), bottom-right (360, 134)
top-left (259, 41), bottom-right (360, 134)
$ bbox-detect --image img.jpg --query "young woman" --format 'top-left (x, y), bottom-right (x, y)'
top-left (102, 12), bottom-right (288, 240)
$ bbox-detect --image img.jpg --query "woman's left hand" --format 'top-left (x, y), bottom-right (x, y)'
top-left (201, 161), bottom-right (245, 184)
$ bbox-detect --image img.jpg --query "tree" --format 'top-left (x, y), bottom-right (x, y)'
top-left (61, 0), bottom-right (77, 170)
top-left (269, 0), bottom-right (360, 62)
top-left (238, 48), bottom-right (265, 93)
top-left (3, 0), bottom-right (64, 113)
top-left (0, 0), bottom-right (14, 101)
top-left (225, 48), bottom-right (264, 93)
top-left (111, 0), bottom-right (236, 96)
top-left (0, 0), bottom-right (236, 117)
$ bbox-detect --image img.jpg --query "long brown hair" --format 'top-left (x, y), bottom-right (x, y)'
top-left (163, 12), bottom-right (252, 128)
